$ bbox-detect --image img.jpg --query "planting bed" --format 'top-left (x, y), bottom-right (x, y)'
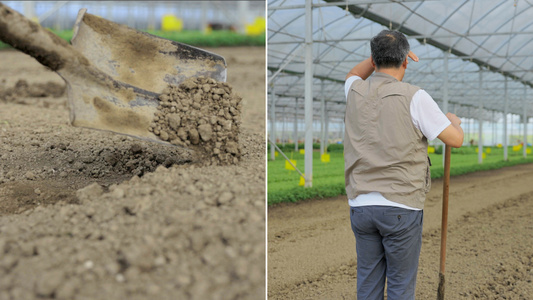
top-left (0, 47), bottom-right (265, 299)
top-left (269, 163), bottom-right (533, 299)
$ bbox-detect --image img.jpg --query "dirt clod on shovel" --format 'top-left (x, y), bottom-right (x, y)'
top-left (149, 77), bottom-right (242, 165)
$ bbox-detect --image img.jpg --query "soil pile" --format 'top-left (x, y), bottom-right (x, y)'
top-left (151, 77), bottom-right (242, 165)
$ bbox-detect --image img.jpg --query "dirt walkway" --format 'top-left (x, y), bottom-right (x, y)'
top-left (0, 47), bottom-right (265, 299)
top-left (268, 163), bottom-right (533, 299)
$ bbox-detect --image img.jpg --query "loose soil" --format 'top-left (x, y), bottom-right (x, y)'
top-left (268, 163), bottom-right (533, 299)
top-left (151, 77), bottom-right (242, 165)
top-left (0, 46), bottom-right (265, 299)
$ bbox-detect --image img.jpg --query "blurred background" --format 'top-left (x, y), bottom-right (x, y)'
top-left (1, 1), bottom-right (266, 47)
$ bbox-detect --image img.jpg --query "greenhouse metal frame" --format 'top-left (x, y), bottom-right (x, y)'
top-left (268, 0), bottom-right (533, 186)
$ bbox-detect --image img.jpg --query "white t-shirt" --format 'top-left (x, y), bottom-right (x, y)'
top-left (345, 75), bottom-right (451, 210)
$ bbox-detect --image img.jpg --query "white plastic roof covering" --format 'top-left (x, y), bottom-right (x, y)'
top-left (268, 0), bottom-right (533, 123)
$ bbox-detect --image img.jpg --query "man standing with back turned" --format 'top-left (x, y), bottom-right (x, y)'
top-left (344, 30), bottom-right (464, 299)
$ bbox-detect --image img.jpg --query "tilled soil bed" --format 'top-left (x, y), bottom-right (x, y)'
top-left (0, 47), bottom-right (265, 299)
top-left (268, 163), bottom-right (533, 299)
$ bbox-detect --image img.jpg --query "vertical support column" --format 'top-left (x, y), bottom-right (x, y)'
top-left (23, 1), bottom-right (36, 20)
top-left (294, 99), bottom-right (299, 152)
top-left (282, 107), bottom-right (286, 147)
top-left (106, 2), bottom-right (113, 22)
top-left (304, 0), bottom-right (313, 187)
top-left (325, 102), bottom-right (329, 152)
top-left (147, 3), bottom-right (156, 30)
top-left (467, 107), bottom-right (471, 145)
top-left (504, 78), bottom-right (509, 160)
top-left (201, 1), bottom-right (208, 33)
top-left (320, 80), bottom-right (325, 155)
top-left (442, 51), bottom-right (449, 164)
top-left (127, 2), bottom-right (135, 28)
top-left (478, 71), bottom-right (483, 164)
top-left (442, 52), bottom-right (449, 114)
top-left (237, 1), bottom-right (249, 34)
top-left (270, 83), bottom-right (276, 160)
top-left (492, 110), bottom-right (495, 146)
top-left (523, 86), bottom-right (528, 158)
top-left (341, 119), bottom-right (345, 144)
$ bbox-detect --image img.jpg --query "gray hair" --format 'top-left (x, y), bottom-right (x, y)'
top-left (370, 30), bottom-right (410, 69)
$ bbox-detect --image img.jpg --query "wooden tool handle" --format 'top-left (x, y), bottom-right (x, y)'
top-left (439, 145), bottom-right (451, 273)
top-left (0, 3), bottom-right (83, 71)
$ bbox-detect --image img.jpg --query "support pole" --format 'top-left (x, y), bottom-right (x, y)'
top-left (282, 107), bottom-right (286, 147)
top-left (320, 80), bottom-right (326, 155)
top-left (504, 78), bottom-right (509, 161)
top-left (341, 120), bottom-right (345, 144)
top-left (478, 71), bottom-right (483, 164)
top-left (23, 1), bottom-right (35, 20)
top-left (325, 102), bottom-right (329, 153)
top-left (524, 86), bottom-right (528, 158)
top-left (443, 52), bottom-right (449, 114)
top-left (442, 51), bottom-right (449, 165)
top-left (294, 99), bottom-right (299, 152)
top-left (201, 1), bottom-right (208, 33)
top-left (304, 0), bottom-right (313, 187)
top-left (467, 107), bottom-right (471, 145)
top-left (492, 110), bottom-right (495, 146)
top-left (237, 1), bottom-right (249, 34)
top-left (270, 83), bottom-right (276, 160)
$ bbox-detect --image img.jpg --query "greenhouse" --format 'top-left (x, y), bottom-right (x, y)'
top-left (268, 2), bottom-right (533, 299)
top-left (268, 0), bottom-right (533, 187)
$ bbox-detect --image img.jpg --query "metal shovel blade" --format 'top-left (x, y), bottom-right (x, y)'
top-left (71, 9), bottom-right (227, 94)
top-left (66, 9), bottom-right (227, 144)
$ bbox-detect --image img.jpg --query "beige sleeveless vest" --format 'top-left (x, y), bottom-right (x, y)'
top-left (344, 72), bottom-right (431, 209)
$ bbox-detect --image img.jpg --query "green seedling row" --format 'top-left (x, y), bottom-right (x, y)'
top-left (268, 145), bottom-right (533, 205)
top-left (0, 29), bottom-right (265, 50)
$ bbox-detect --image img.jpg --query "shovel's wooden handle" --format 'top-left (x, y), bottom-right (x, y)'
top-left (0, 3), bottom-right (85, 71)
top-left (437, 145), bottom-right (451, 300)
top-left (439, 145), bottom-right (451, 274)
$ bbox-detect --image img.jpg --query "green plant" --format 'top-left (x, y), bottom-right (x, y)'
top-left (0, 29), bottom-right (265, 50)
top-left (268, 148), bottom-right (533, 205)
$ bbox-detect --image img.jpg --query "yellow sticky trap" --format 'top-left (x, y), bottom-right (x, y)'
top-left (486, 147), bottom-right (492, 154)
top-left (527, 148), bottom-right (532, 154)
top-left (512, 145), bottom-right (522, 152)
top-left (321, 153), bottom-right (330, 163)
top-left (299, 174), bottom-right (305, 186)
top-left (274, 151), bottom-right (279, 157)
top-left (245, 17), bottom-right (266, 36)
top-left (497, 143), bottom-right (503, 148)
top-left (254, 17), bottom-right (266, 31)
top-left (428, 146), bottom-right (435, 154)
top-left (475, 148), bottom-right (479, 153)
top-left (299, 149), bottom-right (305, 154)
top-left (482, 152), bottom-right (486, 159)
top-left (161, 15), bottom-right (183, 32)
top-left (285, 159), bottom-right (296, 170)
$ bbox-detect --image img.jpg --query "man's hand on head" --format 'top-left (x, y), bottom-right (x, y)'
top-left (408, 51), bottom-right (419, 62)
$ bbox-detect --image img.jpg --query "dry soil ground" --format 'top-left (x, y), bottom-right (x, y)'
top-left (0, 47), bottom-right (265, 300)
top-left (269, 163), bottom-right (533, 299)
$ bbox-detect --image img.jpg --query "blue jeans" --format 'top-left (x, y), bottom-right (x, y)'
top-left (350, 206), bottom-right (423, 300)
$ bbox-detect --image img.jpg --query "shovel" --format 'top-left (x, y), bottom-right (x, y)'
top-left (437, 144), bottom-right (451, 300)
top-left (0, 4), bottom-right (226, 145)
